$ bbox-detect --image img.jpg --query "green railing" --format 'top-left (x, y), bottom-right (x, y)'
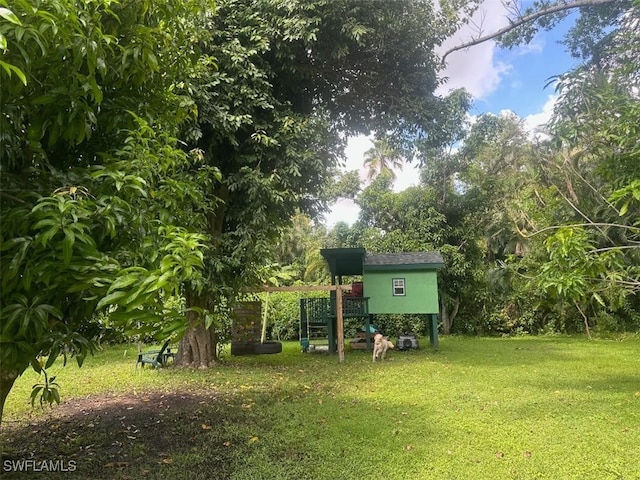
top-left (342, 296), bottom-right (369, 317)
top-left (301, 297), bottom-right (332, 325)
top-left (299, 296), bottom-right (370, 353)
top-left (299, 296), bottom-right (369, 324)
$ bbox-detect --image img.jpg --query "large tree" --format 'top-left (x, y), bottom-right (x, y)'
top-left (437, 0), bottom-right (640, 333)
top-left (0, 0), bottom-right (215, 424)
top-left (174, 0), bottom-right (474, 367)
top-left (520, 4), bottom-right (640, 331)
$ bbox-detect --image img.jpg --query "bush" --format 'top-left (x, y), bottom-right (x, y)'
top-left (370, 314), bottom-right (429, 337)
top-left (265, 291), bottom-right (327, 341)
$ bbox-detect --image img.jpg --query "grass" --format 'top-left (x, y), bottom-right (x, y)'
top-left (2, 335), bottom-right (640, 479)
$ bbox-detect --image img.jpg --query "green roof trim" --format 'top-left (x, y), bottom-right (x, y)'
top-left (320, 248), bottom-right (366, 277)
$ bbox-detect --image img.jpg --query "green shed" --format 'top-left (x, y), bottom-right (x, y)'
top-left (364, 252), bottom-right (443, 315)
top-left (299, 248), bottom-right (444, 351)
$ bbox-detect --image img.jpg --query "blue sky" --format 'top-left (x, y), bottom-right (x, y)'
top-left (324, 2), bottom-right (579, 227)
top-left (477, 17), bottom-right (578, 118)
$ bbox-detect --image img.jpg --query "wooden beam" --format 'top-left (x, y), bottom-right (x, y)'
top-left (260, 283), bottom-right (350, 363)
top-left (336, 287), bottom-right (344, 363)
top-left (262, 285), bottom-right (350, 293)
top-left (260, 292), bottom-right (270, 343)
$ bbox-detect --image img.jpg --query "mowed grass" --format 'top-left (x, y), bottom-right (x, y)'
top-left (3, 335), bottom-right (640, 479)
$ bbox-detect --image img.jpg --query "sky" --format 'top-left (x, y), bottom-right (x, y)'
top-left (323, 0), bottom-right (578, 227)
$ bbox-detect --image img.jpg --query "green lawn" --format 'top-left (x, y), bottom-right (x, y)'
top-left (2, 335), bottom-right (640, 479)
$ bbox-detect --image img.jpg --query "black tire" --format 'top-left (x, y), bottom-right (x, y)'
top-left (252, 341), bottom-right (283, 354)
top-left (231, 341), bottom-right (256, 356)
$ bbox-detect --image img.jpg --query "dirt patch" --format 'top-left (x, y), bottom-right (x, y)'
top-left (1, 390), bottom-right (250, 479)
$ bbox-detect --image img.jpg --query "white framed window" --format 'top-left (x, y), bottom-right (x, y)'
top-left (392, 278), bottom-right (406, 296)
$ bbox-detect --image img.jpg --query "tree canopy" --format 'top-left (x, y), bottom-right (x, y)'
top-left (0, 0), bottom-right (216, 423)
top-left (294, 0), bottom-right (639, 336)
top-left (1, 0), bottom-right (637, 426)
top-left (172, 0), bottom-right (475, 367)
top-left (0, 0), bottom-right (477, 421)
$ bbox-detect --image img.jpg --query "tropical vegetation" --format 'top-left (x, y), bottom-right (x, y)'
top-left (0, 0), bottom-right (638, 429)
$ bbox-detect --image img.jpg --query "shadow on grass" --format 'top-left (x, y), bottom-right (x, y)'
top-left (1, 384), bottom-right (439, 480)
top-left (1, 370), bottom-right (448, 480)
top-left (4, 337), bottom-right (637, 479)
top-left (1, 390), bottom-right (262, 479)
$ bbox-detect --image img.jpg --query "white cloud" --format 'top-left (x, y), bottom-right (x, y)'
top-left (438, 46), bottom-right (511, 99)
top-left (341, 135), bottom-right (419, 194)
top-left (524, 94), bottom-right (557, 138)
top-left (323, 197), bottom-right (360, 227)
top-left (513, 35), bottom-right (545, 56)
top-left (323, 1), bottom-right (559, 228)
top-left (392, 163), bottom-right (420, 193)
top-left (437, 0), bottom-right (515, 99)
top-left (324, 135), bottom-right (370, 227)
top-left (343, 134), bottom-right (373, 181)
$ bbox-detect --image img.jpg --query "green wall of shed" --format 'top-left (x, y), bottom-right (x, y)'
top-left (363, 269), bottom-right (439, 314)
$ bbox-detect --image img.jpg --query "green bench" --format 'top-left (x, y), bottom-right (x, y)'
top-left (136, 340), bottom-right (174, 369)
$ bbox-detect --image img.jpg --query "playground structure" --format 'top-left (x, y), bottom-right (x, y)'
top-left (298, 248), bottom-right (444, 359)
top-left (235, 248), bottom-right (444, 362)
top-left (299, 293), bottom-right (371, 353)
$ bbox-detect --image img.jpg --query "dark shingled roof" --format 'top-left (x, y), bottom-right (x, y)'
top-left (364, 251), bottom-right (444, 267)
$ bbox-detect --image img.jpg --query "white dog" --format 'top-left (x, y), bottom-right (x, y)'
top-left (372, 333), bottom-right (394, 362)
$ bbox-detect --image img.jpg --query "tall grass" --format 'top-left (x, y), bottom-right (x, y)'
top-left (3, 335), bottom-right (640, 479)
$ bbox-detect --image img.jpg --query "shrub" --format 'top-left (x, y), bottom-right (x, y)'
top-left (265, 291), bottom-right (327, 341)
top-left (370, 314), bottom-right (429, 337)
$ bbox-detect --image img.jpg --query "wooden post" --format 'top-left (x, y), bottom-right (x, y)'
top-left (336, 286), bottom-right (344, 363)
top-left (260, 292), bottom-right (270, 343)
top-left (262, 285), bottom-right (338, 292)
top-left (430, 313), bottom-right (439, 351)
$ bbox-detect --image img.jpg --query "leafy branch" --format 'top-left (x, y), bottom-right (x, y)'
top-left (441, 0), bottom-right (621, 62)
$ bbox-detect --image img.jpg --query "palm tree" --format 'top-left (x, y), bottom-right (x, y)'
top-left (363, 138), bottom-right (403, 180)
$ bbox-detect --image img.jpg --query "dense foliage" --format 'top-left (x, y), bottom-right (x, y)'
top-left (291, 2), bottom-right (639, 336)
top-left (0, 0), bottom-right (475, 421)
top-left (1, 0), bottom-right (637, 426)
top-left (0, 0), bottom-right (215, 422)
top-left (173, 0), bottom-right (474, 367)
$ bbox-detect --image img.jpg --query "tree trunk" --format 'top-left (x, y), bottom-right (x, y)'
top-left (175, 291), bottom-right (218, 368)
top-left (440, 295), bottom-right (460, 335)
top-left (441, 304), bottom-right (451, 335)
top-left (0, 367), bottom-right (22, 430)
top-left (175, 182), bottom-right (229, 369)
top-left (575, 301), bottom-right (592, 340)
